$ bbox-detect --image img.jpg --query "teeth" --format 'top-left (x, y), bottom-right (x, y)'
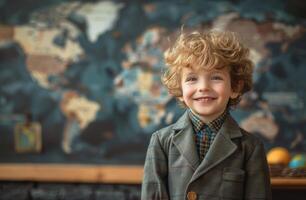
top-left (200, 97), bottom-right (212, 99)
top-left (196, 97), bottom-right (214, 102)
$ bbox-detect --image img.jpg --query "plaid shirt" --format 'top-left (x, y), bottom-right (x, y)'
top-left (188, 109), bottom-right (228, 161)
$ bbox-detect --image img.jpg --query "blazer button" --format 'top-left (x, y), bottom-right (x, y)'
top-left (187, 191), bottom-right (197, 200)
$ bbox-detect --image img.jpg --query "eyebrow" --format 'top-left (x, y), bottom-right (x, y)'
top-left (185, 72), bottom-right (197, 76)
top-left (183, 72), bottom-right (197, 78)
top-left (210, 69), bottom-right (226, 75)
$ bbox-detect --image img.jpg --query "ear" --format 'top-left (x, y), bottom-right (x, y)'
top-left (230, 91), bottom-right (240, 99)
top-left (178, 96), bottom-right (184, 102)
top-left (231, 80), bottom-right (244, 99)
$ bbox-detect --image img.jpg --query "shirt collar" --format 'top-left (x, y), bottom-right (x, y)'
top-left (188, 109), bottom-right (228, 133)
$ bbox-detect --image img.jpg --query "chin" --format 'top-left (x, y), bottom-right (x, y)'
top-left (194, 108), bottom-right (223, 118)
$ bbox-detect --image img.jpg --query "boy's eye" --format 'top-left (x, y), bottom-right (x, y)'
top-left (186, 76), bottom-right (197, 82)
top-left (211, 75), bottom-right (223, 80)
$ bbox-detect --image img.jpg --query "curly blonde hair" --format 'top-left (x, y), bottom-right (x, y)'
top-left (162, 30), bottom-right (253, 107)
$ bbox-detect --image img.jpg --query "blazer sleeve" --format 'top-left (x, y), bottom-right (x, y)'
top-left (141, 132), bottom-right (169, 200)
top-left (244, 140), bottom-right (272, 200)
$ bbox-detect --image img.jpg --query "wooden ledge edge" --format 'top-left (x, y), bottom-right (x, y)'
top-left (271, 177), bottom-right (306, 188)
top-left (0, 163), bottom-right (144, 184)
top-left (1, 164), bottom-right (306, 187)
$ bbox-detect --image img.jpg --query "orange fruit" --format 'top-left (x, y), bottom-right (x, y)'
top-left (267, 147), bottom-right (291, 165)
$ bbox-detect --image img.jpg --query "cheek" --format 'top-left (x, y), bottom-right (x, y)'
top-left (215, 85), bottom-right (232, 96)
top-left (182, 85), bottom-right (194, 98)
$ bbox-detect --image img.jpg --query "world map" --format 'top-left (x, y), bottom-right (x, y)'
top-left (0, 0), bottom-right (306, 164)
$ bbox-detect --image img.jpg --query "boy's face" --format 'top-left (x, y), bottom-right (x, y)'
top-left (180, 67), bottom-right (239, 123)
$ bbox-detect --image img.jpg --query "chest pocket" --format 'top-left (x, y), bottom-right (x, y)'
top-left (221, 167), bottom-right (245, 200)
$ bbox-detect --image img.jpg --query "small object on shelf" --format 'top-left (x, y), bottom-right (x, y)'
top-left (267, 147), bottom-right (291, 165)
top-left (269, 164), bottom-right (306, 177)
top-left (269, 164), bottom-right (286, 177)
top-left (281, 167), bottom-right (306, 177)
top-left (14, 113), bottom-right (42, 153)
top-left (289, 154), bottom-right (306, 169)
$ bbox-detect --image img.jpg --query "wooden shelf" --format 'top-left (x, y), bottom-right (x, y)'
top-left (1, 163), bottom-right (306, 188)
top-left (271, 177), bottom-right (306, 188)
top-left (0, 163), bottom-right (143, 184)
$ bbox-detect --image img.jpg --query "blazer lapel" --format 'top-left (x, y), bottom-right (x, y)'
top-left (172, 111), bottom-right (200, 171)
top-left (190, 115), bottom-right (242, 183)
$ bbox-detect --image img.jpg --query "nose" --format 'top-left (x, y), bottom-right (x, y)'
top-left (198, 78), bottom-right (210, 92)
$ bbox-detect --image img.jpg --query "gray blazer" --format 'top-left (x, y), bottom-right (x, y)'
top-left (142, 111), bottom-right (272, 200)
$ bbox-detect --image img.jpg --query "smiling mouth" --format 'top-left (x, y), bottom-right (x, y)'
top-left (194, 97), bottom-right (217, 102)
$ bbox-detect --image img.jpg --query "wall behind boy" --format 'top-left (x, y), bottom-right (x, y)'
top-left (0, 0), bottom-right (306, 165)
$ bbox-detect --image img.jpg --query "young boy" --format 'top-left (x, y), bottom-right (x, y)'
top-left (141, 31), bottom-right (271, 200)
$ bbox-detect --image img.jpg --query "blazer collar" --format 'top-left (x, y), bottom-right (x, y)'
top-left (172, 110), bottom-right (243, 176)
top-left (172, 111), bottom-right (200, 171)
